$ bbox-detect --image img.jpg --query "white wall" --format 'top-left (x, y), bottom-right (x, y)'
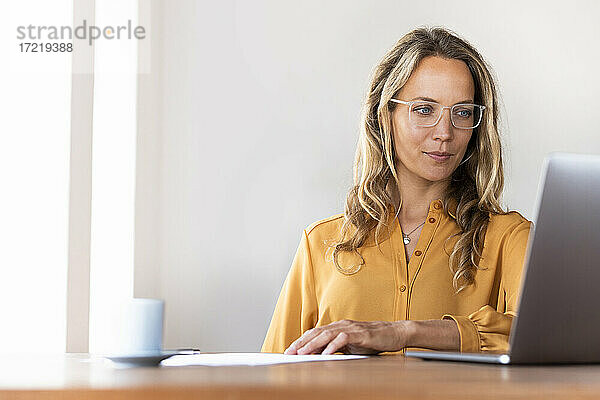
top-left (88, 0), bottom-right (139, 354)
top-left (1, 0), bottom-right (72, 353)
top-left (134, 0), bottom-right (600, 351)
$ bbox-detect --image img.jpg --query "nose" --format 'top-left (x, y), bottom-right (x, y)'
top-left (432, 108), bottom-right (454, 141)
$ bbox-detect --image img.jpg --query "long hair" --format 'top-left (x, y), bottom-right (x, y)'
top-left (332, 27), bottom-right (507, 292)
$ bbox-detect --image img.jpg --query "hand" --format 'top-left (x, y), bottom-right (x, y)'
top-left (283, 319), bottom-right (411, 355)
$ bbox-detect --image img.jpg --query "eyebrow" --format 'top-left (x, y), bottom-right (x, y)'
top-left (409, 96), bottom-right (474, 104)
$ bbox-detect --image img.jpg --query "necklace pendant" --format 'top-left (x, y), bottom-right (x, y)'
top-left (403, 236), bottom-right (411, 245)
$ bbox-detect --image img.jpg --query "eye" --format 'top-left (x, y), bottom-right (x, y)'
top-left (413, 105), bottom-right (433, 115)
top-left (454, 108), bottom-right (473, 118)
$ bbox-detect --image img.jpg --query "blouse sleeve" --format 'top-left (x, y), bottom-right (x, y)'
top-left (261, 229), bottom-right (318, 353)
top-left (442, 220), bottom-right (533, 353)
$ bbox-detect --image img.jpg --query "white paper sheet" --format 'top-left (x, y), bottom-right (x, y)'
top-left (160, 352), bottom-right (368, 367)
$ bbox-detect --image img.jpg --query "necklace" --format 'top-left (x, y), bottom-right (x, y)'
top-left (401, 220), bottom-right (426, 245)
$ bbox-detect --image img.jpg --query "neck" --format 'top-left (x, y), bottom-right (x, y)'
top-left (392, 168), bottom-right (450, 224)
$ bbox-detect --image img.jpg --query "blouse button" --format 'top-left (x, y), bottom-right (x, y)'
top-left (428, 217), bottom-right (436, 223)
top-left (433, 202), bottom-right (441, 209)
top-left (414, 250), bottom-right (422, 256)
top-left (399, 285), bottom-right (407, 292)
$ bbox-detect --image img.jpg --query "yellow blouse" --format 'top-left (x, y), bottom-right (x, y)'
top-left (261, 198), bottom-right (533, 354)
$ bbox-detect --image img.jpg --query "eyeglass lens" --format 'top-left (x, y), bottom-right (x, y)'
top-left (409, 102), bottom-right (482, 129)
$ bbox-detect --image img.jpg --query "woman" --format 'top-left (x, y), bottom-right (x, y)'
top-left (261, 27), bottom-right (532, 355)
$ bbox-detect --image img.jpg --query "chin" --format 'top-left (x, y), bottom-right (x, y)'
top-left (421, 170), bottom-right (454, 182)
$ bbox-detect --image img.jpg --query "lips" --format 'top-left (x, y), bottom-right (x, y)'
top-left (425, 152), bottom-right (453, 162)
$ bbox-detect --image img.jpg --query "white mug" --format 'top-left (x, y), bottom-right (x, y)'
top-left (118, 298), bottom-right (164, 354)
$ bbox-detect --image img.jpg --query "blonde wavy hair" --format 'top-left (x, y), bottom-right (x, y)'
top-left (332, 27), bottom-right (508, 292)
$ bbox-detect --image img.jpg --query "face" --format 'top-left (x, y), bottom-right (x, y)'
top-left (391, 56), bottom-right (475, 184)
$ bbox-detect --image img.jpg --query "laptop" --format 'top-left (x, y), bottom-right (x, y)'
top-left (405, 152), bottom-right (600, 364)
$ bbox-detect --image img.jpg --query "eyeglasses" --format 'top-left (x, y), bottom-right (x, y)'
top-left (389, 99), bottom-right (486, 130)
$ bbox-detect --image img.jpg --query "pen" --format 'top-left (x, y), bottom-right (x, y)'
top-left (170, 348), bottom-right (201, 354)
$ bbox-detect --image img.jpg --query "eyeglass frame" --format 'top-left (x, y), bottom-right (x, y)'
top-left (389, 98), bottom-right (486, 130)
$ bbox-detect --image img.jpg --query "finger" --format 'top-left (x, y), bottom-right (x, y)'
top-left (285, 320), bottom-right (354, 355)
top-left (297, 329), bottom-right (338, 355)
top-left (284, 344), bottom-right (299, 355)
top-left (321, 332), bottom-right (350, 355)
top-left (284, 328), bottom-right (321, 355)
top-left (285, 331), bottom-right (317, 354)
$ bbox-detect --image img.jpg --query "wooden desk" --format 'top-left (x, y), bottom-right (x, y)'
top-left (1, 353), bottom-right (600, 399)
